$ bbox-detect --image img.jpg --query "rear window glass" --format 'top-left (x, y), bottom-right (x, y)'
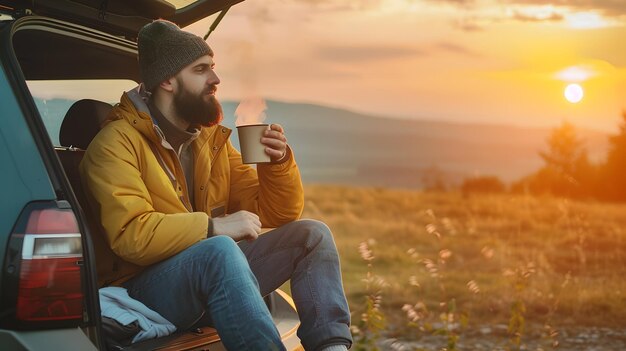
top-left (27, 80), bottom-right (136, 146)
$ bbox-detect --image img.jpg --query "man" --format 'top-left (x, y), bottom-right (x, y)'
top-left (80, 20), bottom-right (352, 351)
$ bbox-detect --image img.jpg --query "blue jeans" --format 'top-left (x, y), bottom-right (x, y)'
top-left (122, 219), bottom-right (352, 351)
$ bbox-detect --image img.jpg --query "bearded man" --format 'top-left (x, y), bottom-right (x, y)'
top-left (80, 20), bottom-right (352, 351)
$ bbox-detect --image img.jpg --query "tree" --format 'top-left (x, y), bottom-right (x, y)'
top-left (513, 122), bottom-right (597, 198)
top-left (602, 112), bottom-right (626, 201)
top-left (461, 176), bottom-right (506, 195)
top-left (539, 122), bottom-right (586, 178)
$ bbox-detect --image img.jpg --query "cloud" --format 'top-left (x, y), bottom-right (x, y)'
top-left (452, 17), bottom-right (485, 31)
top-left (232, 0), bottom-right (387, 26)
top-left (433, 42), bottom-right (481, 57)
top-left (289, 0), bottom-right (384, 11)
top-left (511, 9), bottom-right (564, 22)
top-left (423, 0), bottom-right (626, 29)
top-left (424, 0), bottom-right (476, 6)
top-left (317, 45), bottom-right (427, 62)
top-left (316, 42), bottom-right (478, 62)
top-left (502, 0), bottom-right (626, 18)
top-left (301, 0), bottom-right (626, 18)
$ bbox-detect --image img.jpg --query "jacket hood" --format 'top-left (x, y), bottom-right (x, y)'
top-left (106, 85), bottom-right (161, 145)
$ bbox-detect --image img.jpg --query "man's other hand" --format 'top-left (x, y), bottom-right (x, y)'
top-left (260, 123), bottom-right (288, 162)
top-left (212, 210), bottom-right (262, 241)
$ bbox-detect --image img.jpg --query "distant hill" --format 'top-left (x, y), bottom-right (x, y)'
top-left (35, 97), bottom-right (608, 189)
top-left (220, 100), bottom-right (608, 188)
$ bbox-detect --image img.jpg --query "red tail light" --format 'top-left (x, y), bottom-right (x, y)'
top-left (25, 208), bottom-right (80, 234)
top-left (1, 202), bottom-right (85, 328)
top-left (17, 257), bottom-right (83, 321)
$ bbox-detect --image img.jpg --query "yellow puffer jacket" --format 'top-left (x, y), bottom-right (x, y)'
top-left (80, 90), bottom-right (304, 286)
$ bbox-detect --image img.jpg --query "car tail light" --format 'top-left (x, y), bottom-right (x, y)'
top-left (1, 201), bottom-right (85, 329)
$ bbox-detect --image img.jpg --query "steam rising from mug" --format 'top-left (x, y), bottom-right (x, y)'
top-left (235, 96), bottom-right (267, 126)
top-left (235, 96), bottom-right (271, 163)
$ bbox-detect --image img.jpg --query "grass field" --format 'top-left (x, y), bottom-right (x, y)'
top-left (298, 184), bottom-right (626, 349)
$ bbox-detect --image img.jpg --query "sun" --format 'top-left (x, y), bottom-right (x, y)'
top-left (564, 83), bottom-right (584, 104)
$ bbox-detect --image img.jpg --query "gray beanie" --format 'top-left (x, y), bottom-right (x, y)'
top-left (138, 20), bottom-right (212, 91)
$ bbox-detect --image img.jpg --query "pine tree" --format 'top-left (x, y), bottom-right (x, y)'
top-left (528, 122), bottom-right (596, 198)
top-left (539, 122), bottom-right (585, 177)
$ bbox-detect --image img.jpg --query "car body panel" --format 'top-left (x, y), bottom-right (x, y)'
top-left (0, 63), bottom-right (55, 287)
top-left (0, 55), bottom-right (55, 205)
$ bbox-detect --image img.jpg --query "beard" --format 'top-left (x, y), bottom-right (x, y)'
top-left (173, 78), bottom-right (223, 127)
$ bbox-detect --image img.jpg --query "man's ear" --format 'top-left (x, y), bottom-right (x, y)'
top-left (159, 77), bottom-right (176, 93)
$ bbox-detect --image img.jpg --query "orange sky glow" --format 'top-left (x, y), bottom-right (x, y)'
top-left (183, 0), bottom-right (626, 132)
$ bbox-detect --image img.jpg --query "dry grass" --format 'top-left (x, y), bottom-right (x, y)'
top-left (300, 184), bottom-right (626, 330)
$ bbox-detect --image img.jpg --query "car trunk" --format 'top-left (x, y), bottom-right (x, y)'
top-left (0, 0), bottom-right (244, 39)
top-left (1, 1), bottom-right (302, 349)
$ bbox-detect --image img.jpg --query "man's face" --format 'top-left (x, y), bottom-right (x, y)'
top-left (173, 55), bottom-right (222, 127)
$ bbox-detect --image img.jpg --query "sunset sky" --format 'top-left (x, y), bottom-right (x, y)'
top-left (184, 0), bottom-right (626, 132)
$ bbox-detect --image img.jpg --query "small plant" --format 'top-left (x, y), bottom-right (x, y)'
top-left (352, 240), bottom-right (388, 351)
top-left (503, 262), bottom-right (536, 350)
top-left (541, 272), bottom-right (570, 350)
top-left (399, 210), bottom-right (477, 351)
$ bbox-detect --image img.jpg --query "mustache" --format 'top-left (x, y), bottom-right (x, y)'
top-left (204, 85), bottom-right (218, 95)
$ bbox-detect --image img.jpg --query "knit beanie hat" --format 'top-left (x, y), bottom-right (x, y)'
top-left (138, 20), bottom-right (212, 91)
